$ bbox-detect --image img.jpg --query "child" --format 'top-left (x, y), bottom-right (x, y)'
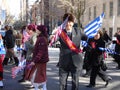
top-left (27, 25), bottom-right (49, 90)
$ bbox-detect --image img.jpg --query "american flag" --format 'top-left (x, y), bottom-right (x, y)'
top-left (49, 17), bottom-right (69, 46)
top-left (11, 59), bottom-right (26, 78)
top-left (84, 13), bottom-right (105, 38)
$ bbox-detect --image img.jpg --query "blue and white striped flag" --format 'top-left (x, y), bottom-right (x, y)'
top-left (99, 47), bottom-right (117, 55)
top-left (81, 40), bottom-right (88, 47)
top-left (0, 40), bottom-right (6, 54)
top-left (84, 13), bottom-right (105, 38)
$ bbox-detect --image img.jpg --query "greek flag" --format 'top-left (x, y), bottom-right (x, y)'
top-left (99, 47), bottom-right (117, 55)
top-left (84, 13), bottom-right (105, 38)
top-left (0, 40), bottom-right (6, 54)
top-left (81, 40), bottom-right (88, 47)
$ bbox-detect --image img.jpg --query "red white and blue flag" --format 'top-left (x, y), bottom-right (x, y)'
top-left (49, 17), bottom-right (69, 46)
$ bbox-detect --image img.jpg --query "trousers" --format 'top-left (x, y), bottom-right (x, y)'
top-left (59, 67), bottom-right (80, 90)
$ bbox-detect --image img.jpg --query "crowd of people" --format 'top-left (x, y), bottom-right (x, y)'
top-left (0, 12), bottom-right (120, 90)
top-left (0, 24), bottom-right (49, 90)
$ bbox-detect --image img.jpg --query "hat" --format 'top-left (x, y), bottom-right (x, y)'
top-left (37, 25), bottom-right (48, 38)
top-left (63, 13), bottom-right (75, 22)
top-left (27, 24), bottom-right (36, 31)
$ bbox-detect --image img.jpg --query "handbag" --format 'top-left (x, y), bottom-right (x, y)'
top-left (100, 60), bottom-right (108, 71)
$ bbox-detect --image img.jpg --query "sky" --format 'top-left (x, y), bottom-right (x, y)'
top-left (0, 0), bottom-right (20, 18)
top-left (7, 0), bottom-right (20, 16)
top-left (0, 0), bottom-right (36, 19)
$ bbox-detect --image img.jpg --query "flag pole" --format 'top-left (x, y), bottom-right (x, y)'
top-left (113, 15), bottom-right (115, 36)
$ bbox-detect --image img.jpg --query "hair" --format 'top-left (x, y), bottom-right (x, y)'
top-left (4, 25), bottom-right (9, 30)
top-left (27, 24), bottom-right (36, 32)
top-left (63, 13), bottom-right (75, 22)
top-left (37, 25), bottom-right (48, 38)
top-left (98, 30), bottom-right (103, 37)
top-left (21, 25), bottom-right (26, 33)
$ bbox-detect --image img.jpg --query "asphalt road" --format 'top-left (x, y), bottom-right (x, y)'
top-left (2, 47), bottom-right (120, 90)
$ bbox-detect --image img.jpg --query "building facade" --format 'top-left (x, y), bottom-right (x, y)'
top-left (20, 0), bottom-right (27, 22)
top-left (82, 0), bottom-right (120, 37)
top-left (30, 0), bottom-right (65, 34)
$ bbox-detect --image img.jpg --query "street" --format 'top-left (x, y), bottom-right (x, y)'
top-left (2, 47), bottom-right (120, 90)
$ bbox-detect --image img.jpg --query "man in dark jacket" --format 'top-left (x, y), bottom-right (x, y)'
top-left (2, 25), bottom-right (19, 66)
top-left (58, 13), bottom-right (86, 90)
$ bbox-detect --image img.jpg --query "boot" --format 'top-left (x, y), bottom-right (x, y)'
top-left (2, 58), bottom-right (9, 66)
top-left (14, 57), bottom-right (19, 66)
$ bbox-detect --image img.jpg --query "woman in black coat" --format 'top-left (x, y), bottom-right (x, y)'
top-left (86, 30), bottom-right (112, 88)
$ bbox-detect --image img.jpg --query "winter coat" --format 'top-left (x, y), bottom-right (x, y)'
top-left (4, 30), bottom-right (15, 49)
top-left (25, 33), bottom-right (37, 61)
top-left (32, 34), bottom-right (49, 63)
top-left (26, 34), bottom-right (49, 83)
top-left (59, 28), bottom-right (86, 70)
top-left (87, 37), bottom-right (105, 66)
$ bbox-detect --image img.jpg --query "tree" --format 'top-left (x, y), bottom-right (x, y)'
top-left (57, 0), bottom-right (86, 29)
top-left (13, 20), bottom-right (26, 30)
top-left (4, 14), bottom-right (15, 25)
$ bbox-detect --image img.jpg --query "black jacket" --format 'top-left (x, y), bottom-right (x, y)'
top-left (87, 37), bottom-right (105, 66)
top-left (4, 30), bottom-right (15, 49)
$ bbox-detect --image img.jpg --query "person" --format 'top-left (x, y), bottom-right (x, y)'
top-left (18, 25), bottom-right (30, 82)
top-left (2, 25), bottom-right (19, 66)
top-left (108, 37), bottom-right (117, 58)
top-left (82, 47), bottom-right (91, 77)
top-left (21, 25), bottom-right (30, 59)
top-left (15, 31), bottom-right (22, 49)
top-left (26, 25), bottom-right (49, 90)
top-left (113, 30), bottom-right (120, 69)
top-left (103, 30), bottom-right (111, 43)
top-left (86, 30), bottom-right (112, 88)
top-left (56, 13), bottom-right (87, 90)
top-left (0, 34), bottom-right (5, 88)
top-left (18, 24), bottom-right (37, 83)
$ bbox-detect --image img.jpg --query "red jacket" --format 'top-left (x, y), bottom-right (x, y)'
top-left (32, 35), bottom-right (49, 63)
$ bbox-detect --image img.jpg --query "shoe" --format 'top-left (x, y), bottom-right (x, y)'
top-left (105, 77), bottom-right (112, 87)
top-left (82, 73), bottom-right (89, 77)
top-left (116, 66), bottom-right (120, 69)
top-left (30, 85), bottom-right (34, 88)
top-left (0, 86), bottom-right (3, 88)
top-left (18, 79), bottom-right (25, 83)
top-left (86, 84), bottom-right (95, 88)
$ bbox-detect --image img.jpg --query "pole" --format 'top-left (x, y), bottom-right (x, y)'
top-left (113, 15), bottom-right (115, 36)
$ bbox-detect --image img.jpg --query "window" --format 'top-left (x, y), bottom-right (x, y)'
top-left (117, 27), bottom-right (120, 32)
top-left (109, 2), bottom-right (113, 17)
top-left (117, 0), bottom-right (120, 16)
top-left (109, 28), bottom-right (113, 37)
top-left (94, 6), bottom-right (96, 18)
top-left (103, 3), bottom-right (106, 18)
top-left (89, 7), bottom-right (91, 20)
